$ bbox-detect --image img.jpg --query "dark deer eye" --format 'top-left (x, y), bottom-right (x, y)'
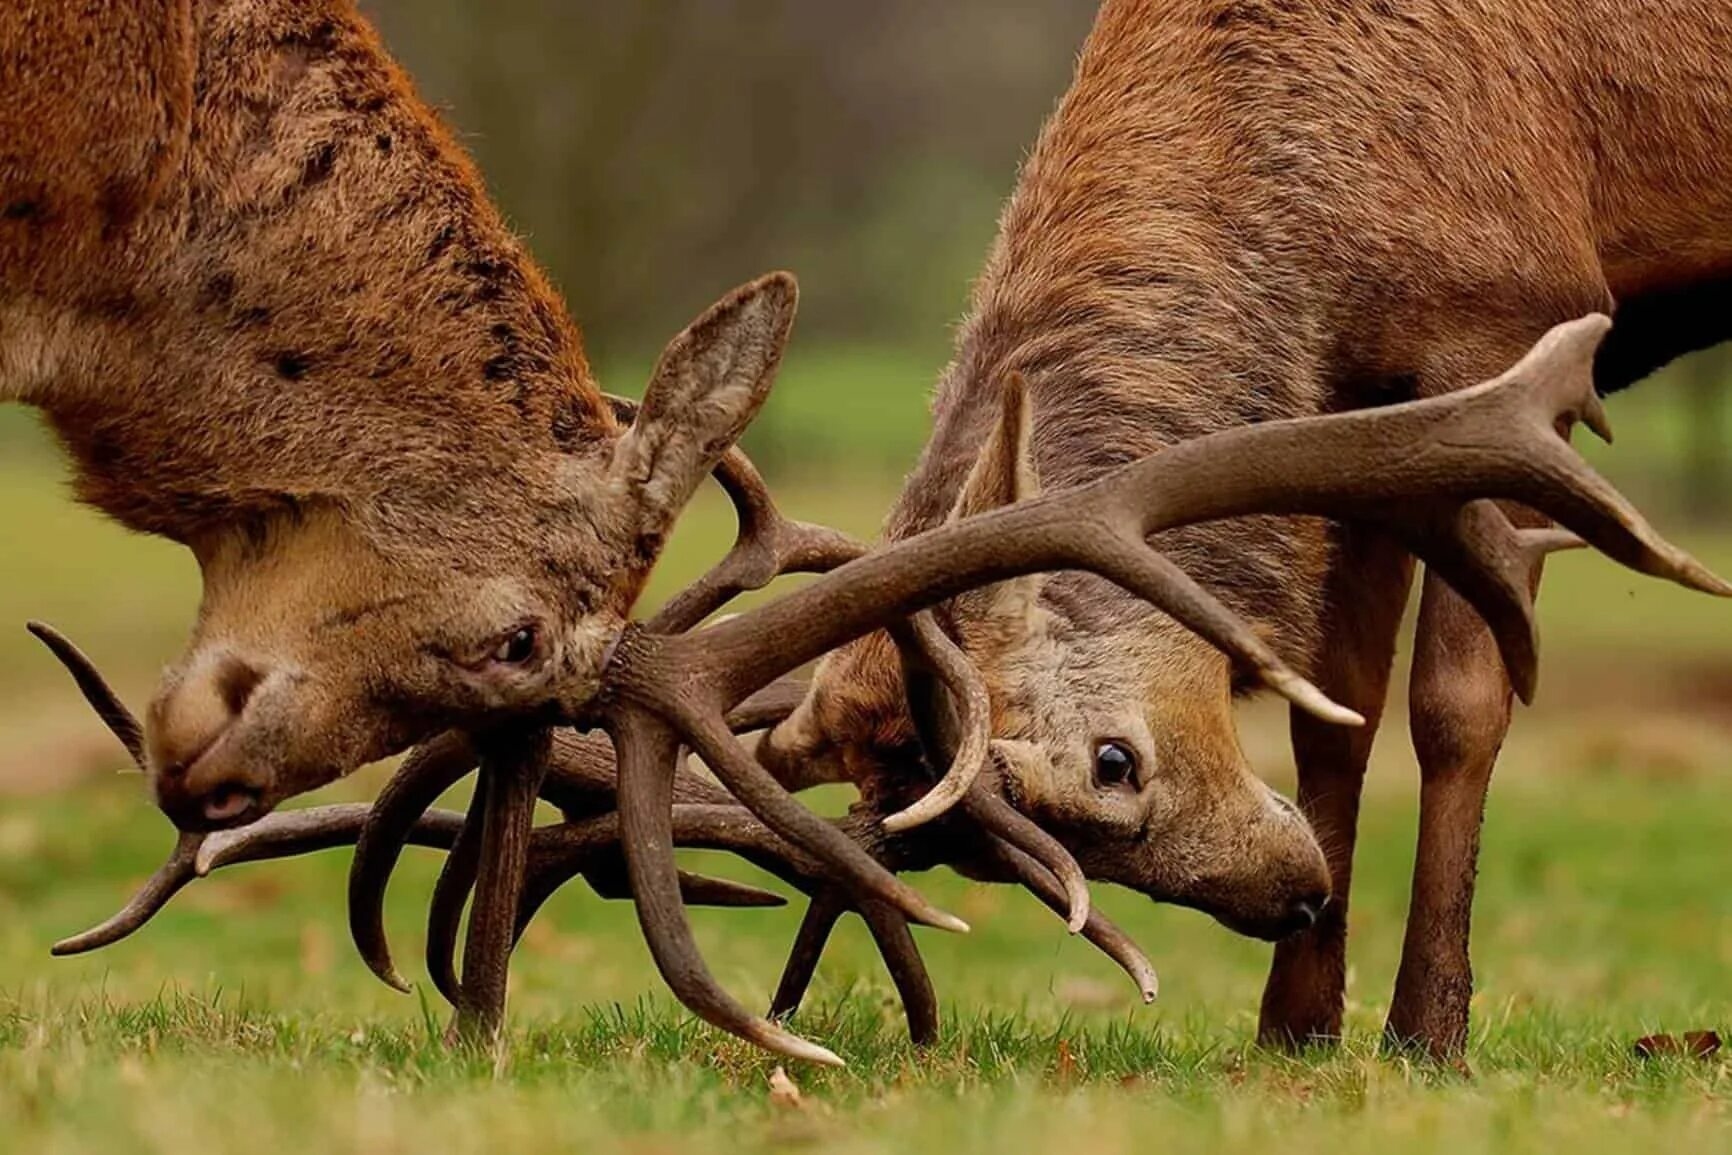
top-left (1093, 740), bottom-right (1138, 790)
top-left (491, 625), bottom-right (538, 665)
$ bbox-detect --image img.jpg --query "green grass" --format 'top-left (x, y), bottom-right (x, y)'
top-left (0, 370), bottom-right (1730, 1152)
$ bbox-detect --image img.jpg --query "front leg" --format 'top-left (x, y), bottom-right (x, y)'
top-left (1259, 529), bottom-right (1412, 1049)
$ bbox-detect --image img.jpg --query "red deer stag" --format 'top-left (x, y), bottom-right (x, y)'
top-left (748, 0), bottom-right (1732, 1059)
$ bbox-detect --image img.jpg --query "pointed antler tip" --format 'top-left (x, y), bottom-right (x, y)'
top-left (1272, 673), bottom-right (1364, 728)
top-left (931, 911), bottom-right (971, 935)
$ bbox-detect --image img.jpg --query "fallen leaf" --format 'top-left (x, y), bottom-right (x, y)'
top-left (768, 1065), bottom-right (804, 1110)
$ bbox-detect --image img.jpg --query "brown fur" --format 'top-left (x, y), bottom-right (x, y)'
top-left (1, 1), bottom-right (798, 829)
top-left (774, 0), bottom-right (1732, 1054)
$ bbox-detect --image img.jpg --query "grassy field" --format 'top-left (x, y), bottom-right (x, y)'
top-left (0, 385), bottom-right (1729, 1153)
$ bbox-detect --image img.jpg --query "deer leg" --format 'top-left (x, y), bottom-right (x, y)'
top-left (1259, 530), bottom-right (1412, 1049)
top-left (1386, 510), bottom-right (1545, 1059)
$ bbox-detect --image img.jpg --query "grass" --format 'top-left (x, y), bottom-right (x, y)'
top-left (0, 374), bottom-right (1729, 1151)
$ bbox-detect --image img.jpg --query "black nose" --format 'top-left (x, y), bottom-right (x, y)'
top-left (1281, 893), bottom-right (1329, 937)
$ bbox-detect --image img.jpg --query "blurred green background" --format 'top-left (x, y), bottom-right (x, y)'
top-left (0, 4), bottom-right (1728, 1151)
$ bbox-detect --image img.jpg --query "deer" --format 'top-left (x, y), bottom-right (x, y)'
top-left (726, 0), bottom-right (1732, 1060)
top-left (21, 0), bottom-right (1726, 1067)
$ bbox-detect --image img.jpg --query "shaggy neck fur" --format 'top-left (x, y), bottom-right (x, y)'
top-left (885, 0), bottom-right (1732, 677)
top-left (0, 0), bottom-right (614, 545)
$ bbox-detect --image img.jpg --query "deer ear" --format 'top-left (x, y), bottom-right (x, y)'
top-left (947, 372), bottom-right (1041, 522)
top-left (947, 374), bottom-right (1046, 639)
top-left (609, 272), bottom-right (797, 549)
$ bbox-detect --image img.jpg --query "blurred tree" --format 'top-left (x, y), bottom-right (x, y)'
top-left (359, 0), bottom-right (1096, 363)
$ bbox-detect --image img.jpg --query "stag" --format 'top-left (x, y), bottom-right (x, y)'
top-left (723, 0), bottom-right (1732, 1059)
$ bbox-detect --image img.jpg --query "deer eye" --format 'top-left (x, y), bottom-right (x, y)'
top-left (1092, 740), bottom-right (1138, 791)
top-left (491, 625), bottom-right (539, 666)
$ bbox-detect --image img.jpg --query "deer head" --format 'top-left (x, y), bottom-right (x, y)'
top-left (131, 273), bottom-right (798, 831)
top-left (763, 376), bottom-right (1331, 940)
top-left (3, 3), bottom-right (811, 831)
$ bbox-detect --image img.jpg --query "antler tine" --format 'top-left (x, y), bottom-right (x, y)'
top-left (664, 693), bottom-right (968, 935)
top-left (857, 900), bottom-right (940, 1045)
top-left (881, 615), bottom-right (994, 835)
top-left (981, 836), bottom-right (1159, 1003)
top-left (767, 892), bottom-right (940, 1046)
top-left (28, 621), bottom-right (147, 768)
top-left (891, 614), bottom-right (1092, 931)
top-left (769, 891), bottom-right (849, 1023)
top-left (611, 711), bottom-right (846, 1067)
top-left (451, 732), bottom-right (550, 1043)
top-left (349, 733), bottom-right (478, 991)
top-left (513, 804), bottom-right (822, 943)
top-left (426, 784), bottom-right (487, 1008)
top-left (602, 395), bottom-right (867, 636)
top-left (51, 831), bottom-right (204, 956)
top-left (52, 805), bottom-right (467, 958)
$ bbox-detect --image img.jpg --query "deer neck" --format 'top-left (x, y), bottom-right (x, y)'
top-left (2, 0), bottom-right (611, 543)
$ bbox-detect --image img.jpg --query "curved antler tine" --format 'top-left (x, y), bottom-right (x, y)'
top-left (881, 614), bottom-right (992, 834)
top-left (672, 702), bottom-right (968, 935)
top-left (857, 900), bottom-right (939, 1045)
top-left (1079, 537), bottom-right (1366, 727)
top-left (962, 782), bottom-right (1092, 934)
top-left (883, 616), bottom-right (1089, 928)
top-left (348, 733), bottom-right (478, 993)
top-left (613, 713), bottom-right (845, 1066)
top-left (984, 836), bottom-right (1159, 1003)
top-left (426, 784), bottom-right (487, 1008)
top-left (28, 621), bottom-right (146, 768)
top-left (1447, 316), bottom-right (1730, 596)
top-left (51, 831), bottom-right (204, 956)
top-left (1391, 504), bottom-right (1596, 704)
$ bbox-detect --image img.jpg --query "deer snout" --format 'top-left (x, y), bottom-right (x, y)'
top-left (148, 652), bottom-right (268, 830)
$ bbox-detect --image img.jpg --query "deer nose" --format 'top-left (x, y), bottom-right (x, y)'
top-left (148, 653), bottom-right (267, 830)
top-left (1279, 892), bottom-right (1330, 937)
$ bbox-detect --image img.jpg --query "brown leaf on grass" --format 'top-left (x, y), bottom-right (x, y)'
top-left (1633, 1031), bottom-right (1722, 1060)
top-left (768, 1065), bottom-right (805, 1110)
